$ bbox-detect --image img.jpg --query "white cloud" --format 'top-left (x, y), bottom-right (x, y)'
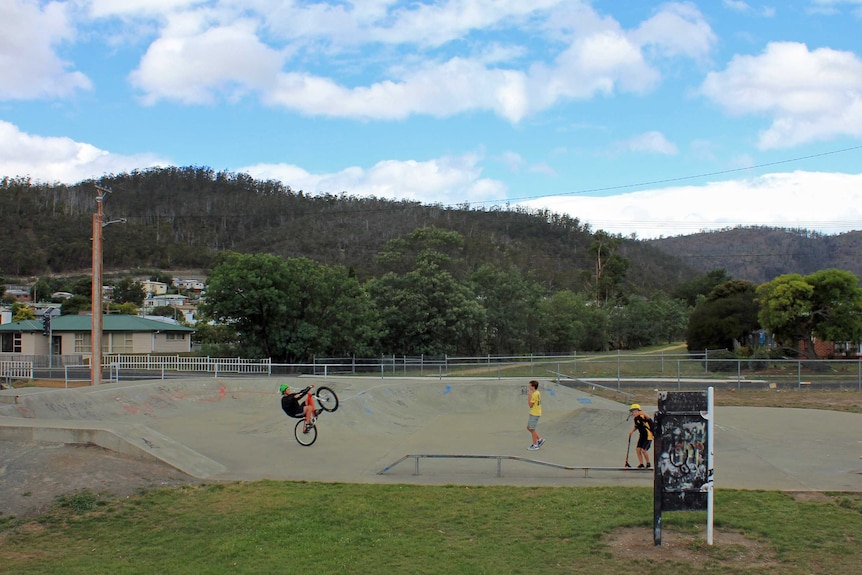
top-left (619, 131), bottom-right (678, 155)
top-left (723, 0), bottom-right (751, 11)
top-left (119, 1), bottom-right (713, 122)
top-left (701, 42), bottom-right (862, 148)
top-left (256, 0), bottom-right (566, 48)
top-left (809, 0), bottom-right (862, 15)
top-left (0, 0), bottom-right (91, 99)
top-left (87, 0), bottom-right (203, 18)
top-left (239, 153), bottom-right (507, 206)
top-left (500, 151), bottom-right (526, 173)
top-left (633, 2), bottom-right (717, 61)
top-left (0, 121), bottom-right (167, 183)
top-left (518, 171), bottom-right (862, 238)
top-left (130, 19), bottom-right (286, 105)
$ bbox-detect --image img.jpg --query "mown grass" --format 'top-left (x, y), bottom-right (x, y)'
top-left (1, 483), bottom-right (860, 575)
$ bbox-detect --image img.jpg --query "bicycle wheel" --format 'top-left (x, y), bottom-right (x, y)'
top-left (294, 419), bottom-right (317, 446)
top-left (315, 386), bottom-right (339, 412)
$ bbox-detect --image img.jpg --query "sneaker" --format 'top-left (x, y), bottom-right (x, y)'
top-left (646, 462), bottom-right (652, 469)
top-left (527, 444), bottom-right (539, 451)
top-left (637, 464), bottom-right (645, 468)
top-left (537, 438), bottom-right (545, 448)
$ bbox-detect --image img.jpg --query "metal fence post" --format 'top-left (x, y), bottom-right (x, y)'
top-left (737, 360), bottom-right (741, 391)
top-left (796, 359), bottom-right (802, 389)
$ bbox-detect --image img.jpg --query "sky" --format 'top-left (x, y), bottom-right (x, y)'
top-left (2, 1), bottom-right (862, 239)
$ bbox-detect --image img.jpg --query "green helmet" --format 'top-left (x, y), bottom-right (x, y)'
top-left (279, 384), bottom-right (289, 394)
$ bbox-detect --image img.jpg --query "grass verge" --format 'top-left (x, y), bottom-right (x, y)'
top-left (1, 483), bottom-right (860, 575)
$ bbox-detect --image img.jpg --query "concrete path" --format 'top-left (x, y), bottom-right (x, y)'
top-left (1, 376), bottom-right (860, 491)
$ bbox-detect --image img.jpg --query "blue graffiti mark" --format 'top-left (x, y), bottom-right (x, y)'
top-left (548, 388), bottom-right (556, 396)
top-left (365, 407), bottom-right (373, 414)
top-left (443, 385), bottom-right (452, 395)
top-left (577, 397), bottom-right (593, 404)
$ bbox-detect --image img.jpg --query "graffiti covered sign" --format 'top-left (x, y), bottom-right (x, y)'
top-left (653, 390), bottom-right (714, 546)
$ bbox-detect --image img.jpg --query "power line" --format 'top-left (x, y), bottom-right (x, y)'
top-left (480, 143), bottom-right (862, 206)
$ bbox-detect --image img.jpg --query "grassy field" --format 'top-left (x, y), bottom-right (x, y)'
top-left (1, 483), bottom-right (860, 575)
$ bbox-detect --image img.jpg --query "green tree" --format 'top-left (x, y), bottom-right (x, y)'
top-left (202, 252), bottom-right (381, 362)
top-left (585, 231), bottom-right (629, 308)
top-left (61, 295), bottom-right (90, 315)
top-left (672, 269), bottom-right (732, 307)
top-left (111, 277), bottom-right (146, 306)
top-left (538, 291), bottom-right (607, 352)
top-left (192, 320), bottom-right (241, 357)
top-left (368, 228), bottom-right (487, 356)
top-left (30, 278), bottom-right (52, 302)
top-left (687, 280), bottom-right (759, 352)
top-left (12, 303), bottom-right (35, 322)
top-left (471, 264), bottom-right (544, 354)
top-left (756, 269), bottom-right (862, 359)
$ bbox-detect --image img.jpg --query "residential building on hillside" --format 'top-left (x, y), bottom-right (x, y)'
top-left (174, 277), bottom-right (206, 293)
top-left (140, 279), bottom-right (168, 295)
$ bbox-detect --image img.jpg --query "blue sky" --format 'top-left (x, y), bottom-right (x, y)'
top-left (2, 0), bottom-right (862, 239)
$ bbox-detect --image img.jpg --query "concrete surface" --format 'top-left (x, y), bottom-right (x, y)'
top-left (1, 376), bottom-right (860, 491)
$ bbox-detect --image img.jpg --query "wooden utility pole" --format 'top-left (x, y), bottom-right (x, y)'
top-left (91, 185), bottom-right (110, 385)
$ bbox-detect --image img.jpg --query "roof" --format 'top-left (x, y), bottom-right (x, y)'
top-left (0, 315), bottom-right (195, 334)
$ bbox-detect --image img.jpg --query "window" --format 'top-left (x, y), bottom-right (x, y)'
top-left (166, 333), bottom-right (185, 341)
top-left (1, 333), bottom-right (22, 353)
top-left (74, 333), bottom-right (91, 353)
top-left (110, 333), bottom-right (133, 353)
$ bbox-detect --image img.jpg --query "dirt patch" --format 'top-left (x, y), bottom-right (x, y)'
top-left (0, 440), bottom-right (200, 521)
top-left (605, 526), bottom-right (779, 568)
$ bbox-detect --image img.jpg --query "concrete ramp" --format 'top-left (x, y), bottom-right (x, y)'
top-left (1, 377), bottom-right (860, 490)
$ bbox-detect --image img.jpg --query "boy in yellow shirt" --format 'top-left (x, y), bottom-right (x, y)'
top-left (526, 380), bottom-right (545, 451)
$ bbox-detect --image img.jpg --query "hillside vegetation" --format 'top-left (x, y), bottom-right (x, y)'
top-left (3, 166), bottom-right (860, 289)
top-left (648, 226), bottom-right (862, 284)
top-left (1, 167), bottom-right (691, 295)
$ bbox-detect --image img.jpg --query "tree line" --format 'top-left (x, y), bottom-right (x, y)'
top-left (199, 228), bottom-right (691, 362)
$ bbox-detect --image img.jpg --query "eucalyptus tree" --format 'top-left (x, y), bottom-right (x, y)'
top-left (538, 290), bottom-right (607, 353)
top-left (756, 269), bottom-right (862, 359)
top-left (471, 264), bottom-right (545, 355)
top-left (368, 227), bottom-right (486, 356)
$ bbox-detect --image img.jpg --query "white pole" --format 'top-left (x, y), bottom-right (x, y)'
top-left (707, 386), bottom-right (715, 545)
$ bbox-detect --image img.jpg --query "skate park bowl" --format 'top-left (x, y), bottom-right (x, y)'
top-left (1, 376), bottom-right (860, 491)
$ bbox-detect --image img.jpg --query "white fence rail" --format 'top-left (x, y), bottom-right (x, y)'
top-left (104, 355), bottom-right (272, 374)
top-left (1, 360), bottom-right (33, 380)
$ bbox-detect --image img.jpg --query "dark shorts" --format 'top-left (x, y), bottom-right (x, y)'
top-left (637, 436), bottom-right (652, 451)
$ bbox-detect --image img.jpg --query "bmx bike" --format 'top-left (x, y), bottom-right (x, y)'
top-left (283, 385), bottom-right (339, 446)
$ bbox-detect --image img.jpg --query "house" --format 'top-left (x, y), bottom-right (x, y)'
top-left (3, 286), bottom-right (31, 302)
top-left (174, 277), bottom-right (206, 293)
top-left (140, 279), bottom-right (169, 296)
top-left (0, 314), bottom-right (195, 360)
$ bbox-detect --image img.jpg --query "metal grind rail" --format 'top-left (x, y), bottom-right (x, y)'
top-left (377, 454), bottom-right (654, 478)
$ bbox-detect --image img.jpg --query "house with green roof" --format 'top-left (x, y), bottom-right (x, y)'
top-left (0, 315), bottom-right (195, 361)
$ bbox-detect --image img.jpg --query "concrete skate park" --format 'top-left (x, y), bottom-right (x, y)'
top-left (1, 376), bottom-right (860, 491)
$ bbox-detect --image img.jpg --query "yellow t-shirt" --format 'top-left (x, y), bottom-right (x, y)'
top-left (529, 390), bottom-right (542, 416)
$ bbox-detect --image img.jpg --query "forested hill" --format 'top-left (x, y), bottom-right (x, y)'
top-left (648, 227), bottom-right (862, 284)
top-left (0, 167), bottom-right (692, 294)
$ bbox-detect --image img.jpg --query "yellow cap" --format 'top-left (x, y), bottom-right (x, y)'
top-left (629, 403), bottom-right (641, 411)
